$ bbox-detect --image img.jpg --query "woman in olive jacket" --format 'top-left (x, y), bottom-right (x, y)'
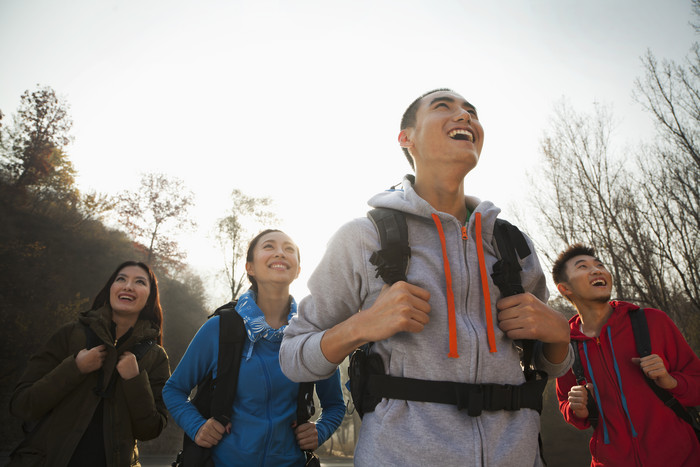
top-left (9, 261), bottom-right (171, 467)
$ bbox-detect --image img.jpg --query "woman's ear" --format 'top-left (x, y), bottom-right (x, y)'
top-left (245, 262), bottom-right (255, 278)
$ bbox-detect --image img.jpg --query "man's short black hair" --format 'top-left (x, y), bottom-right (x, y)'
top-left (552, 243), bottom-right (597, 285)
top-left (400, 88), bottom-right (454, 170)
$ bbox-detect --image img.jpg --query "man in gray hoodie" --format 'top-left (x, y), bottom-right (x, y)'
top-left (280, 88), bottom-right (573, 466)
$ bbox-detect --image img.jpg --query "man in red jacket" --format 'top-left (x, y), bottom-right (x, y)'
top-left (552, 243), bottom-right (700, 466)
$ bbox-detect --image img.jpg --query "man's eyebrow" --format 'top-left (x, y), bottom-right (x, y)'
top-left (428, 96), bottom-right (477, 112)
top-left (573, 258), bottom-right (587, 266)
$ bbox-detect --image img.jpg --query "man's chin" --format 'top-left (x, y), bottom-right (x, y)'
top-left (593, 294), bottom-right (611, 304)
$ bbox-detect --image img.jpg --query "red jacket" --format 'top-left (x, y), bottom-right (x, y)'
top-left (556, 301), bottom-right (700, 466)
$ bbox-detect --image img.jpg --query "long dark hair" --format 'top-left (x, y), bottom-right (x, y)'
top-left (91, 261), bottom-right (163, 345)
top-left (246, 229), bottom-right (300, 293)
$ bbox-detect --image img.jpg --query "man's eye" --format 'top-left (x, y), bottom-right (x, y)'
top-left (435, 103), bottom-right (448, 109)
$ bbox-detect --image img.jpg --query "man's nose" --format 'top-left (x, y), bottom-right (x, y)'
top-left (455, 109), bottom-right (471, 122)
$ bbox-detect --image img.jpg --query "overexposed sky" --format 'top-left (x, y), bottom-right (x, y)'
top-left (1, 0), bottom-right (696, 304)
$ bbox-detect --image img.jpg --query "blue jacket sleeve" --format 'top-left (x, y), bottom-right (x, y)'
top-left (313, 368), bottom-right (346, 446)
top-left (162, 317), bottom-right (220, 441)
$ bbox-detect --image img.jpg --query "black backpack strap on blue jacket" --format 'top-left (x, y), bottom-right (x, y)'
top-left (174, 301), bottom-right (319, 467)
top-left (211, 305), bottom-right (247, 426)
top-left (629, 307), bottom-right (700, 440)
top-left (177, 301), bottom-right (244, 467)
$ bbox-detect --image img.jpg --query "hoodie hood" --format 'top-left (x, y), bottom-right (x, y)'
top-left (569, 300), bottom-right (639, 342)
top-left (368, 174), bottom-right (484, 221)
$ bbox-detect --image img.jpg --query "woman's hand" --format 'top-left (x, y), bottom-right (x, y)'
top-left (293, 421), bottom-right (319, 450)
top-left (75, 345), bottom-right (107, 374)
top-left (116, 351), bottom-right (140, 380)
top-left (195, 418), bottom-right (231, 448)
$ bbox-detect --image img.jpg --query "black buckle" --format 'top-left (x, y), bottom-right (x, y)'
top-left (456, 385), bottom-right (484, 416)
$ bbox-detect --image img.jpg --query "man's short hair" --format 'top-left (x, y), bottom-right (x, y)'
top-left (552, 243), bottom-right (596, 285)
top-left (400, 88), bottom-right (454, 170)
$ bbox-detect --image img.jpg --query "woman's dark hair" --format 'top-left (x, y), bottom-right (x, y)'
top-left (91, 261), bottom-right (163, 345)
top-left (246, 229), bottom-right (300, 293)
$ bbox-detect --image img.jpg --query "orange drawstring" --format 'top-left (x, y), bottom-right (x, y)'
top-left (431, 213), bottom-right (460, 358)
top-left (474, 213), bottom-right (497, 353)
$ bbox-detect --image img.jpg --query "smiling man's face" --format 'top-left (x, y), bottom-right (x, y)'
top-left (559, 255), bottom-right (613, 304)
top-left (399, 90), bottom-right (485, 173)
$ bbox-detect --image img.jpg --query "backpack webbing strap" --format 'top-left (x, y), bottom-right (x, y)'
top-left (210, 305), bottom-right (246, 426)
top-left (571, 342), bottom-right (599, 427)
top-left (366, 373), bottom-right (548, 416)
top-left (368, 208), bottom-right (411, 285)
top-left (296, 382), bottom-right (316, 424)
top-left (490, 219), bottom-right (538, 377)
top-left (629, 308), bottom-right (699, 431)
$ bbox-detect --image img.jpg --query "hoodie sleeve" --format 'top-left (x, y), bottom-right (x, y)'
top-left (520, 233), bottom-right (574, 377)
top-left (280, 219), bottom-right (373, 382)
top-left (647, 309), bottom-right (700, 406)
top-left (556, 368), bottom-right (592, 430)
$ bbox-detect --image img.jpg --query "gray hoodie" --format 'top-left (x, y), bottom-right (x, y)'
top-left (280, 177), bottom-right (572, 466)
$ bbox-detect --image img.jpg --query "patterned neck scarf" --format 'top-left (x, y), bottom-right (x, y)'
top-left (236, 289), bottom-right (296, 359)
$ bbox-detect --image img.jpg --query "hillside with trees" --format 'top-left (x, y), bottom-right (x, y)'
top-left (0, 86), bottom-right (209, 454)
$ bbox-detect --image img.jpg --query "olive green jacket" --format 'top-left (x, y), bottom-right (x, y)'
top-left (9, 306), bottom-right (170, 467)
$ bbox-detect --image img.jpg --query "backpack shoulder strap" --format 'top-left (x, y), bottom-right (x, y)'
top-left (83, 323), bottom-right (103, 349)
top-left (629, 307), bottom-right (652, 357)
top-left (210, 302), bottom-right (246, 425)
top-left (296, 382), bottom-right (316, 424)
top-left (368, 208), bottom-right (411, 285)
top-left (490, 219), bottom-right (539, 376)
top-left (571, 341), bottom-right (586, 384)
top-left (628, 307), bottom-right (700, 433)
top-left (491, 218), bottom-right (531, 297)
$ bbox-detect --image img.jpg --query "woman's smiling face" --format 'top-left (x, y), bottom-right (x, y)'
top-left (109, 265), bottom-right (151, 315)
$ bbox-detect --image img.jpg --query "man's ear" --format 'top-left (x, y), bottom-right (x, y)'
top-left (557, 282), bottom-right (572, 298)
top-left (398, 129), bottom-right (413, 149)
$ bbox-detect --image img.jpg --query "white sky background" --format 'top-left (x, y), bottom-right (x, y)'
top-left (1, 0), bottom-right (696, 306)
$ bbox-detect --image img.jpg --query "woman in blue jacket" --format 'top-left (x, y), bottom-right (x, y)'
top-left (163, 229), bottom-right (345, 466)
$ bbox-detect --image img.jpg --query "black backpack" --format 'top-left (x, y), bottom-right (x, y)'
top-left (172, 302), bottom-right (317, 467)
top-left (348, 207), bottom-right (548, 418)
top-left (571, 306), bottom-right (700, 440)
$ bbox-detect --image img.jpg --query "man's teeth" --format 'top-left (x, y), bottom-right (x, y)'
top-left (448, 129), bottom-right (474, 141)
top-left (591, 279), bottom-right (606, 286)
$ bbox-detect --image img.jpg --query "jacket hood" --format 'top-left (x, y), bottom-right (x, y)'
top-left (368, 174), bottom-right (486, 221)
top-left (569, 300), bottom-right (640, 342)
top-left (78, 305), bottom-right (160, 345)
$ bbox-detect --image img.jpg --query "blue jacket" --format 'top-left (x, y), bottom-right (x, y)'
top-left (163, 308), bottom-right (345, 466)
